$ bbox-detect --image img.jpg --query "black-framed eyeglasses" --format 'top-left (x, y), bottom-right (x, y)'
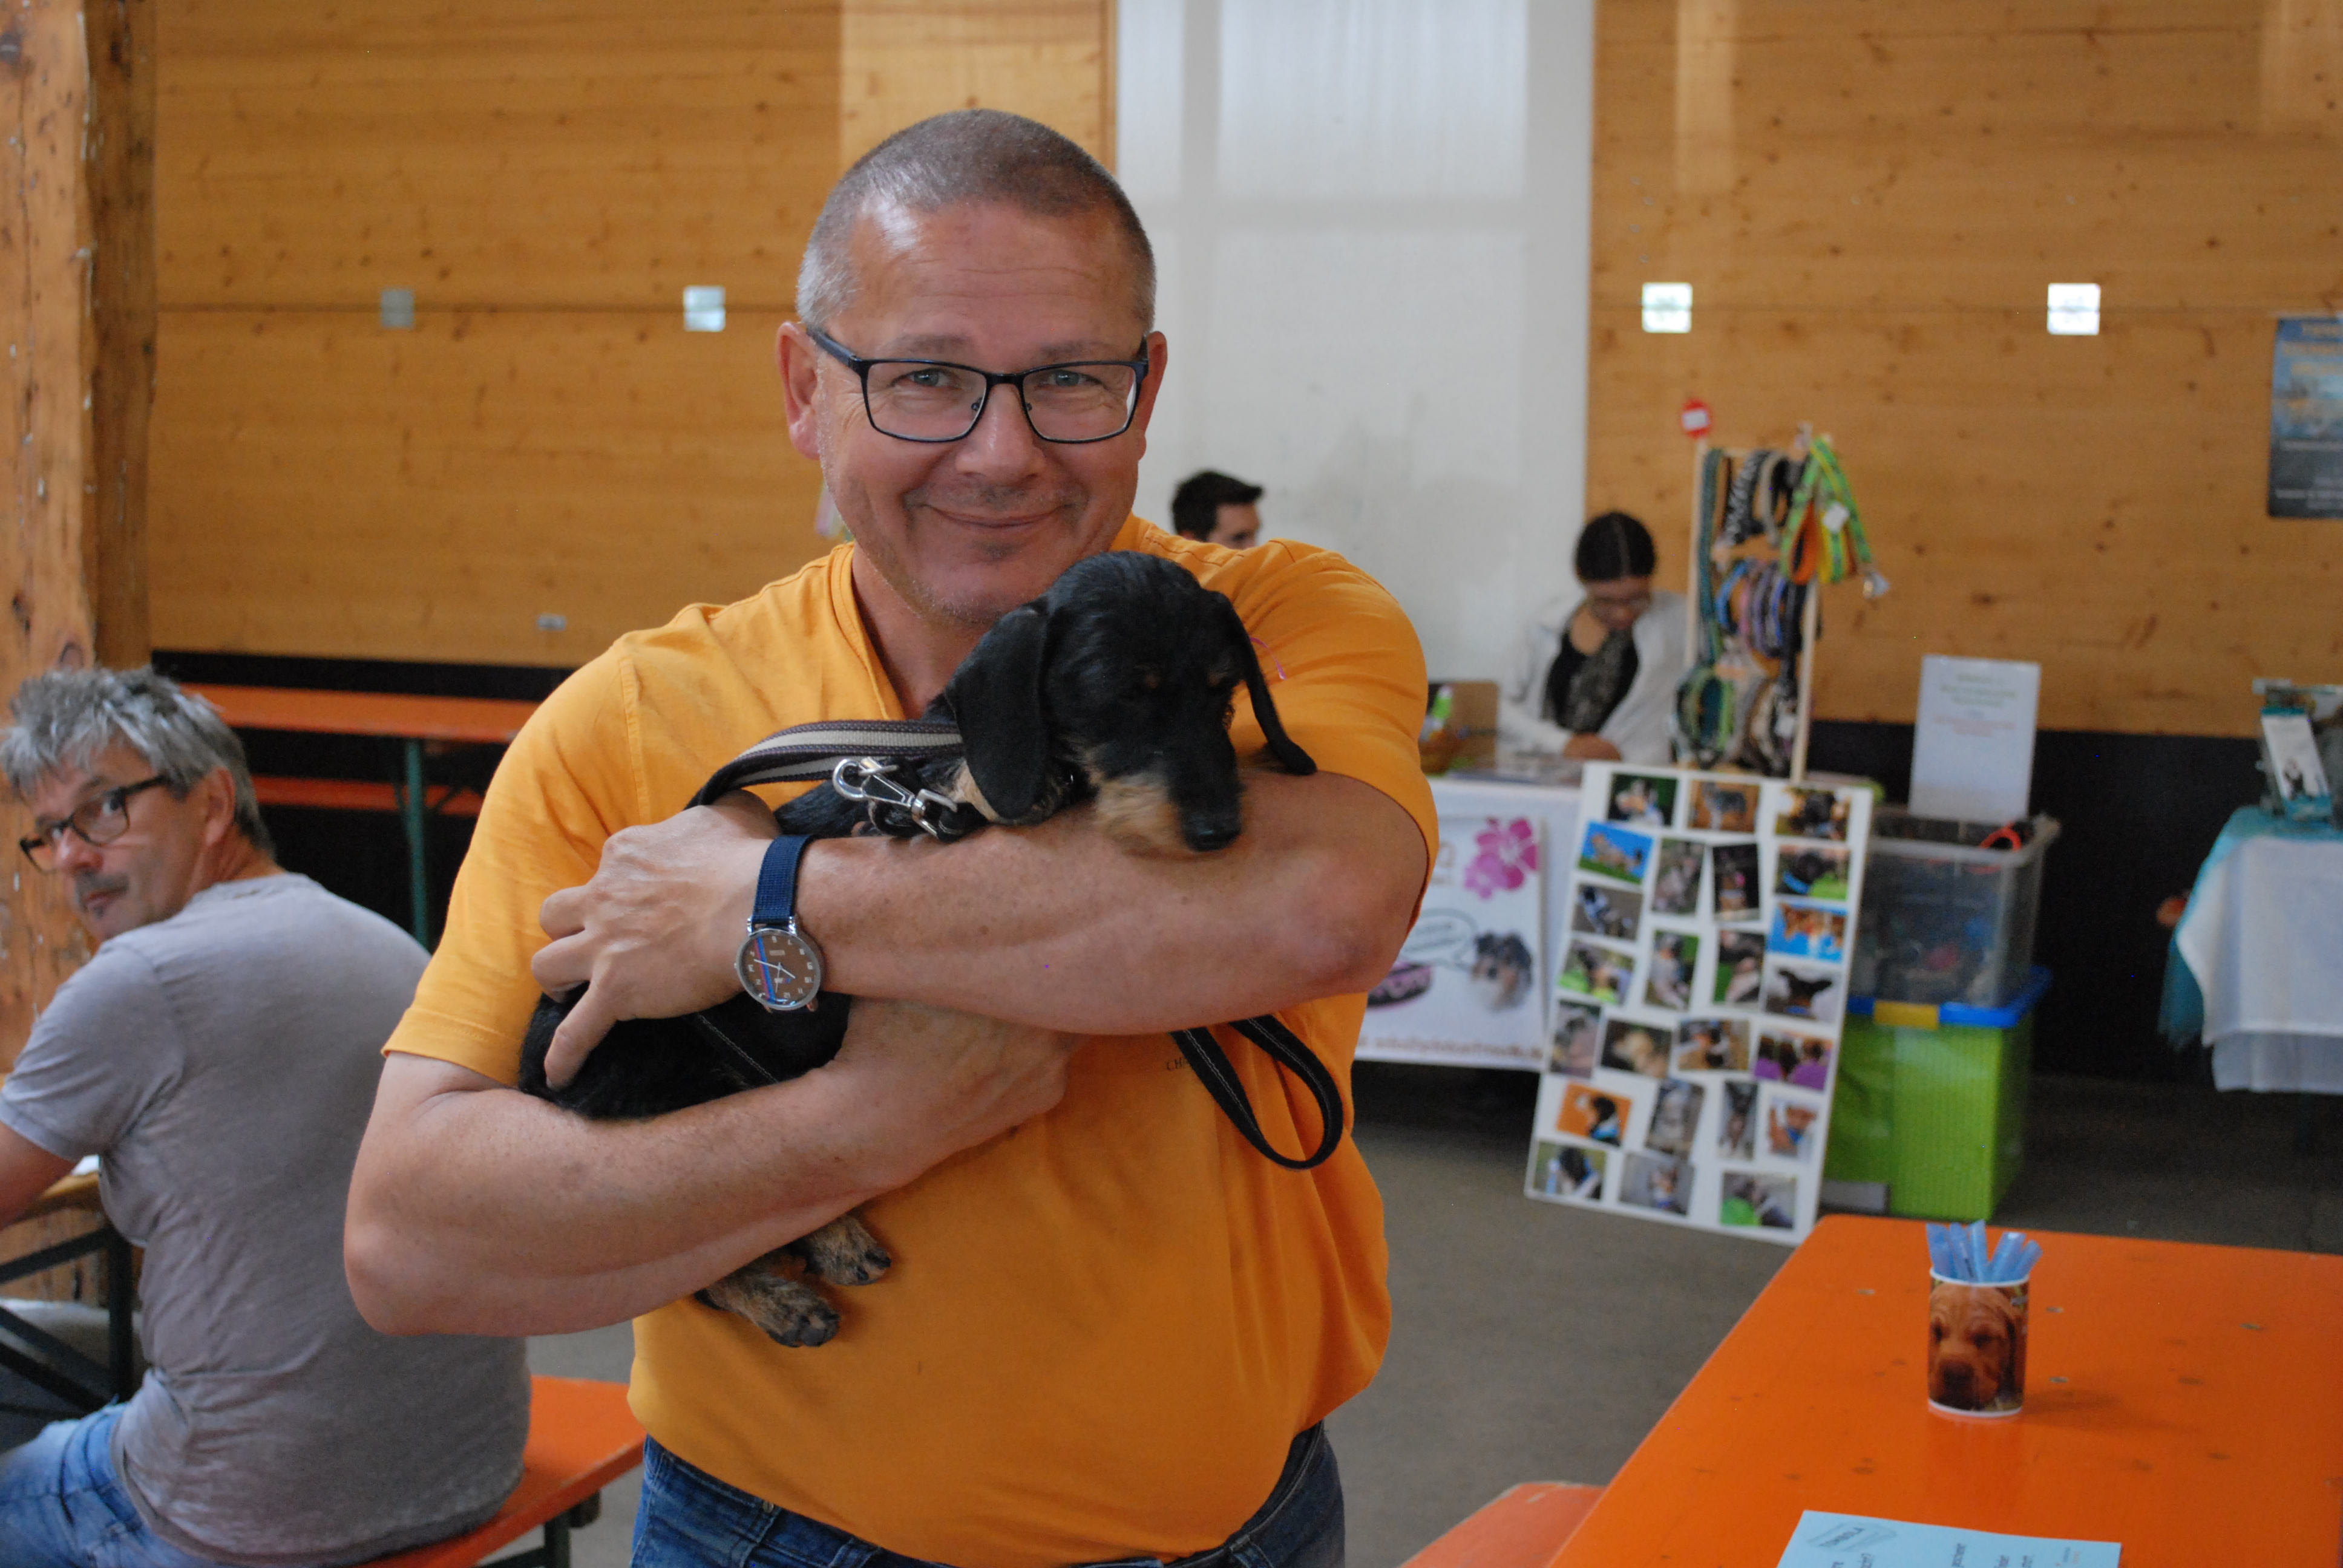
top-left (807, 326), bottom-right (1150, 445)
top-left (19, 775), bottom-right (170, 871)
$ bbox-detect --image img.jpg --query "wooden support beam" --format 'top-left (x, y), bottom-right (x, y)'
top-left (0, 0), bottom-right (157, 1068)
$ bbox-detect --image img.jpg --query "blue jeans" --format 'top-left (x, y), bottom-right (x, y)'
top-left (0, 1405), bottom-right (225, 1568)
top-left (631, 1426), bottom-right (1344, 1568)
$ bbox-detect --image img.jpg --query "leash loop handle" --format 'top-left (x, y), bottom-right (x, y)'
top-left (1170, 1016), bottom-right (1346, 1171)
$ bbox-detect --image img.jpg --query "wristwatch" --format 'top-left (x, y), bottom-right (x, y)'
top-left (736, 834), bottom-right (824, 1011)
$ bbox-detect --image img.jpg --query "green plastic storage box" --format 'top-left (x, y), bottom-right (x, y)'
top-left (1823, 968), bottom-right (2048, 1222)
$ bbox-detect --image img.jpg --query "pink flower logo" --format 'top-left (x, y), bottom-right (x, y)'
top-left (1464, 818), bottom-right (1539, 899)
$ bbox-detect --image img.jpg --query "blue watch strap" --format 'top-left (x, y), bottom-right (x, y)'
top-left (753, 835), bottom-right (813, 927)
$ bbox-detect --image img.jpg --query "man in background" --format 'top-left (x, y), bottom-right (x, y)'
top-left (0, 667), bottom-right (526, 1568)
top-left (1172, 467), bottom-right (1266, 547)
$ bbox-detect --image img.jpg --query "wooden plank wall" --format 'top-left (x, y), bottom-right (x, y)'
top-left (0, 0), bottom-right (156, 1070)
top-left (148, 0), bottom-right (1111, 670)
top-left (1589, 0), bottom-right (2343, 737)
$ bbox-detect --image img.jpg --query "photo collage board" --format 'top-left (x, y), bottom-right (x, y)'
top-left (1527, 763), bottom-right (1873, 1245)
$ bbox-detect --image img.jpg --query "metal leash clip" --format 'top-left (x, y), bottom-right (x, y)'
top-left (831, 756), bottom-right (966, 840)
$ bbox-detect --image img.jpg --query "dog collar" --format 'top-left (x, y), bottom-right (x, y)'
top-left (737, 834), bottom-right (823, 1011)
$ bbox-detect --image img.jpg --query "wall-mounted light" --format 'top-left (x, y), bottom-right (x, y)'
top-left (1642, 282), bottom-right (1693, 333)
top-left (379, 288), bottom-right (415, 330)
top-left (683, 286), bottom-right (726, 332)
top-left (2046, 283), bottom-right (2100, 336)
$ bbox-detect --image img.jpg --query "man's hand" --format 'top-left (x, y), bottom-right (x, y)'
top-left (532, 791), bottom-right (776, 1086)
top-left (1562, 734), bottom-right (1624, 762)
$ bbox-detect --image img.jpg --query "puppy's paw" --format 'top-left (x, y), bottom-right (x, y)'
top-left (796, 1212), bottom-right (893, 1287)
top-left (701, 1255), bottom-right (842, 1348)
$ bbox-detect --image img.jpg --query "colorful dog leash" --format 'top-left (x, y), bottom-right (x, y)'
top-left (689, 716), bottom-right (1349, 1171)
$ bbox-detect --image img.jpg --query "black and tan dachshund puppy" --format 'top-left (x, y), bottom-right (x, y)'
top-left (519, 551), bottom-right (1316, 1347)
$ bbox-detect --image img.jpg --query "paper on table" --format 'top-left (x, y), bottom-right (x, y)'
top-left (1777, 1511), bottom-right (2119, 1568)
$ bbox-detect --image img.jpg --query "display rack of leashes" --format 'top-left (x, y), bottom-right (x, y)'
top-left (1676, 427), bottom-right (1889, 779)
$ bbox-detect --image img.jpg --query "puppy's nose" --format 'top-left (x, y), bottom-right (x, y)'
top-left (1185, 818), bottom-right (1240, 853)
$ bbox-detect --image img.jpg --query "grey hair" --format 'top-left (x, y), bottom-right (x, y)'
top-left (797, 109), bottom-right (1156, 333)
top-left (2, 666), bottom-right (273, 855)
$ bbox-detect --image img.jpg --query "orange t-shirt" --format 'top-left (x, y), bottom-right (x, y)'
top-left (385, 517), bottom-right (1436, 1567)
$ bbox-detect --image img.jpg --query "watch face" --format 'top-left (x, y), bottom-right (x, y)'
top-left (739, 926), bottom-right (823, 1011)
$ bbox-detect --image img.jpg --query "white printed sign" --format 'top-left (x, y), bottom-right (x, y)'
top-left (1357, 812), bottom-right (1548, 1069)
top-left (1909, 655), bottom-right (2039, 823)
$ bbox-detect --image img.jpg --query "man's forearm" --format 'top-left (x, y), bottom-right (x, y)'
top-left (346, 1056), bottom-right (897, 1336)
top-left (801, 771), bottom-right (1425, 1033)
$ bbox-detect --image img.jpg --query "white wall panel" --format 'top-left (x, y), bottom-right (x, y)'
top-left (1218, 0), bottom-right (1527, 201)
top-left (1121, 0), bottom-right (1594, 683)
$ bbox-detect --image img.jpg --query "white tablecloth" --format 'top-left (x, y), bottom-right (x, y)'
top-left (2174, 829), bottom-right (2343, 1092)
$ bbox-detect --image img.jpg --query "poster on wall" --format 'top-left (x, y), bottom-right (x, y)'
top-left (2270, 315), bottom-right (2343, 519)
top-left (1526, 764), bottom-right (1872, 1244)
top-left (1358, 813), bottom-right (1547, 1069)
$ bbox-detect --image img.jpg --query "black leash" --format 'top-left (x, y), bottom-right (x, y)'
top-left (696, 717), bottom-right (1348, 1171)
top-left (1170, 1018), bottom-right (1345, 1170)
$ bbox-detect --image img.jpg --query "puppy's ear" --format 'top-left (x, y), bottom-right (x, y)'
top-left (1216, 594), bottom-right (1316, 776)
top-left (944, 603), bottom-right (1054, 822)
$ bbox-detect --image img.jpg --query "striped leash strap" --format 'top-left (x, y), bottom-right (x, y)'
top-left (690, 718), bottom-right (966, 808)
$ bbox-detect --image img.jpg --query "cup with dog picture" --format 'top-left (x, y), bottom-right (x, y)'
top-left (1926, 1272), bottom-right (2029, 1417)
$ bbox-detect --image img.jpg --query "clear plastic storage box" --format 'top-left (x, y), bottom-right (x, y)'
top-left (1849, 811), bottom-right (2060, 1009)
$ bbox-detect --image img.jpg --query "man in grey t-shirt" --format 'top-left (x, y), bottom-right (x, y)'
top-left (0, 668), bottom-right (527, 1568)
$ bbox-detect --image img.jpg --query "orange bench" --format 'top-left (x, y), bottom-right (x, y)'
top-left (186, 684), bottom-right (540, 945)
top-left (1400, 1483), bottom-right (1604, 1568)
top-left (370, 1376), bottom-right (643, 1568)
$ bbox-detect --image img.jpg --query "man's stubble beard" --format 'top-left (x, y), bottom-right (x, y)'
top-left (852, 479), bottom-right (1101, 631)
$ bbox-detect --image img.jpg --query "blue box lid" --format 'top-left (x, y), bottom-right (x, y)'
top-left (1847, 966), bottom-right (2052, 1030)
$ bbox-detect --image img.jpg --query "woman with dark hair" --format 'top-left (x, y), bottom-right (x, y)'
top-left (1498, 511), bottom-right (1689, 765)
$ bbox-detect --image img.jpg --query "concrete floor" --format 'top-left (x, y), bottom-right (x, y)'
top-left (528, 1067), bottom-right (2343, 1567)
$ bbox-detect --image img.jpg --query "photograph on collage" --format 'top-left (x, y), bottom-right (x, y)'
top-left (1601, 1019), bottom-right (1672, 1079)
top-left (1775, 844), bottom-right (1852, 901)
top-left (1579, 822), bottom-right (1655, 884)
top-left (1619, 1152), bottom-right (1692, 1215)
top-left (1716, 1080), bottom-right (1759, 1158)
top-left (1713, 930), bottom-right (1768, 1006)
top-left (1711, 842), bottom-right (1762, 917)
top-left (1550, 1001), bottom-right (1602, 1077)
top-left (1569, 881), bottom-right (1642, 942)
top-left (1769, 900), bottom-right (1848, 962)
top-left (1754, 1031), bottom-right (1833, 1090)
top-left (1645, 1079), bottom-right (1705, 1157)
top-left (1720, 1172), bottom-right (1796, 1230)
top-left (1651, 838), bottom-right (1705, 915)
top-left (1530, 1141), bottom-right (1605, 1201)
top-left (1689, 780), bottom-right (1758, 832)
top-left (1773, 787), bottom-right (1852, 842)
top-left (1606, 773), bottom-right (1679, 827)
top-left (1674, 1016), bottom-right (1751, 1073)
top-left (1643, 930), bottom-right (1700, 1011)
top-left (1558, 1083), bottom-right (1630, 1145)
top-left (1763, 961), bottom-right (1843, 1024)
top-left (1559, 939), bottom-right (1634, 1005)
top-left (1763, 1090), bottom-right (1821, 1161)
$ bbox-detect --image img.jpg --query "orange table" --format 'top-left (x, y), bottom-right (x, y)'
top-left (1553, 1215), bottom-right (2343, 1566)
top-left (186, 684), bottom-right (540, 944)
